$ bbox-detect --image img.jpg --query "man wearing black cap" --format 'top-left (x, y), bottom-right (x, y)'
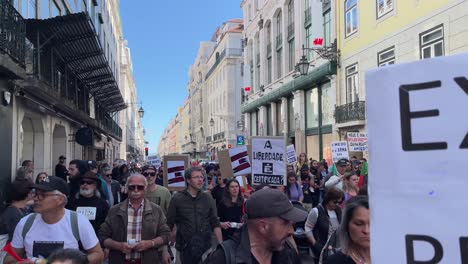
top-left (204, 188), bottom-right (305, 264)
top-left (66, 171), bottom-right (109, 233)
top-left (325, 159), bottom-right (349, 191)
top-left (5, 176), bottom-right (104, 264)
top-left (55, 156), bottom-right (68, 181)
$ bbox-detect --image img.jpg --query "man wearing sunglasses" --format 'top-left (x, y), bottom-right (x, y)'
top-left (5, 176), bottom-right (104, 264)
top-left (142, 165), bottom-right (171, 215)
top-left (100, 166), bottom-right (121, 206)
top-left (324, 159), bottom-right (349, 191)
top-left (99, 174), bottom-right (171, 264)
top-left (66, 171), bottom-right (109, 234)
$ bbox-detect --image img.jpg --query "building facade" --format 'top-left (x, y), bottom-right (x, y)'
top-left (241, 0), bottom-right (338, 164)
top-left (336, 0), bottom-right (468, 158)
top-left (0, 0), bottom-right (129, 209)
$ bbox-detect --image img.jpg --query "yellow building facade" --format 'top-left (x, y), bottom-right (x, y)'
top-left (335, 0), bottom-right (468, 146)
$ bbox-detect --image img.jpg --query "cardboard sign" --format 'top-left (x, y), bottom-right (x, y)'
top-left (286, 144), bottom-right (297, 164)
top-left (331, 141), bottom-right (349, 163)
top-left (76, 207), bottom-right (97, 220)
top-left (163, 155), bottom-right (190, 191)
top-left (366, 53), bottom-right (468, 263)
top-left (347, 132), bottom-right (368, 152)
top-left (251, 137), bottom-right (286, 186)
top-left (147, 155), bottom-right (161, 168)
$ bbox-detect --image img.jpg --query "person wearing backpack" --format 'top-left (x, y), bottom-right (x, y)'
top-left (203, 188), bottom-right (306, 264)
top-left (304, 188), bottom-right (343, 264)
top-left (4, 176), bottom-right (103, 264)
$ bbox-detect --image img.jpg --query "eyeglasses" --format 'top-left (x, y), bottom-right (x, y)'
top-left (80, 180), bottom-right (96, 185)
top-left (142, 172), bottom-right (156, 177)
top-left (31, 190), bottom-right (63, 201)
top-left (333, 200), bottom-right (343, 204)
top-left (128, 185), bottom-right (145, 191)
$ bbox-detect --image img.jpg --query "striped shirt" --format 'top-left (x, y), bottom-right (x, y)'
top-left (126, 200), bottom-right (144, 260)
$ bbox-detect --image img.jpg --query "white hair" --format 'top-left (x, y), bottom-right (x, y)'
top-left (125, 173), bottom-right (148, 188)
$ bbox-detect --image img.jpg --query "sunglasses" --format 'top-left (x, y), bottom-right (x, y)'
top-left (128, 185), bottom-right (145, 191)
top-left (142, 172), bottom-right (156, 177)
top-left (333, 200), bottom-right (343, 204)
top-left (80, 180), bottom-right (96, 185)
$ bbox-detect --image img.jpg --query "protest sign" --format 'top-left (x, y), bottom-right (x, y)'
top-left (366, 54), bottom-right (468, 263)
top-left (347, 132), bottom-right (368, 152)
top-left (251, 137), bottom-right (286, 186)
top-left (331, 141), bottom-right (349, 163)
top-left (147, 154), bottom-right (161, 168)
top-left (219, 146), bottom-right (252, 178)
top-left (163, 155), bottom-right (189, 191)
top-left (286, 144), bottom-right (297, 164)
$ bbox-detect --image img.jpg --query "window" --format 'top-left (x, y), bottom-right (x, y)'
top-left (378, 46), bottom-right (395, 66)
top-left (276, 100), bottom-right (284, 136)
top-left (345, 0), bottom-right (358, 37)
top-left (266, 24), bottom-right (272, 84)
top-left (255, 36), bottom-right (260, 90)
top-left (288, 39), bottom-right (295, 72)
top-left (250, 111), bottom-right (258, 136)
top-left (346, 64), bottom-right (359, 103)
top-left (266, 105), bottom-right (272, 136)
top-left (305, 26), bottom-right (313, 60)
top-left (377, 0), bottom-right (393, 18)
top-left (276, 11), bottom-right (283, 78)
top-left (306, 89), bottom-right (319, 128)
top-left (323, 9), bottom-right (331, 47)
top-left (288, 97), bottom-right (295, 133)
top-left (420, 25), bottom-right (444, 59)
top-left (321, 82), bottom-right (334, 125)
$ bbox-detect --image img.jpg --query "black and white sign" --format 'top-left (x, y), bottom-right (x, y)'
top-left (76, 207), bottom-right (97, 220)
top-left (366, 54), bottom-right (468, 263)
top-left (331, 141), bottom-right (349, 163)
top-left (251, 137), bottom-right (286, 186)
top-left (286, 144), bottom-right (297, 164)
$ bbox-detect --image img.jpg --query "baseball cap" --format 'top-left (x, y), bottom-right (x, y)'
top-left (59, 155), bottom-right (66, 160)
top-left (245, 188), bottom-right (308, 223)
top-left (336, 159), bottom-right (349, 166)
top-left (32, 176), bottom-right (70, 196)
top-left (87, 160), bottom-right (97, 169)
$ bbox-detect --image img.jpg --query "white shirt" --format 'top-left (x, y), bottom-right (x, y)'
top-left (325, 175), bottom-right (343, 191)
top-left (11, 209), bottom-right (99, 260)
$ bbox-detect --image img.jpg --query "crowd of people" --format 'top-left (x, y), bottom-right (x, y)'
top-left (0, 153), bottom-right (370, 264)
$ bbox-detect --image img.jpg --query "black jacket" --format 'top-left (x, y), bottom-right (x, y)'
top-left (66, 195), bottom-right (109, 233)
top-left (55, 164), bottom-right (68, 181)
top-left (313, 204), bottom-right (342, 255)
top-left (203, 225), bottom-right (301, 264)
top-left (166, 189), bottom-right (220, 251)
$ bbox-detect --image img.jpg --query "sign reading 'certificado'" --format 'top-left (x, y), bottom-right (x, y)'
top-left (251, 137), bottom-right (286, 186)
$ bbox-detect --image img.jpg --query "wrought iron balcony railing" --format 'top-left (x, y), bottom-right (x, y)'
top-left (0, 0), bottom-right (26, 67)
top-left (334, 101), bottom-right (366, 124)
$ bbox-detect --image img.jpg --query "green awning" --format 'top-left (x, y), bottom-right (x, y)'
top-left (242, 61), bottom-right (337, 113)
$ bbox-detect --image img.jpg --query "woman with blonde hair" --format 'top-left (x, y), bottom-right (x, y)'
top-left (341, 172), bottom-right (360, 207)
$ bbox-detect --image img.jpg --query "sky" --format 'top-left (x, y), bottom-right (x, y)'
top-left (120, 1), bottom-right (243, 154)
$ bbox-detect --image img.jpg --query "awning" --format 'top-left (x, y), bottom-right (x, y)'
top-left (25, 12), bottom-right (126, 112)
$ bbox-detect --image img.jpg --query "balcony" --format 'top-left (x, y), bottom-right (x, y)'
top-left (205, 48), bottom-right (242, 80)
top-left (213, 132), bottom-right (225, 142)
top-left (287, 23), bottom-right (295, 40)
top-left (334, 101), bottom-right (366, 126)
top-left (276, 35), bottom-right (283, 49)
top-left (304, 7), bottom-right (312, 26)
top-left (0, 0), bottom-right (26, 68)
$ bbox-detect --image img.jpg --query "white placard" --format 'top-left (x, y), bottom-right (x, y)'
top-left (366, 53), bottom-right (468, 263)
top-left (76, 207), bottom-right (97, 220)
top-left (347, 132), bottom-right (368, 152)
top-left (286, 144), bottom-right (297, 164)
top-left (167, 160), bottom-right (185, 188)
top-left (251, 137), bottom-right (286, 186)
top-left (229, 146), bottom-right (252, 176)
top-left (147, 155), bottom-right (161, 168)
top-left (331, 141), bottom-right (349, 163)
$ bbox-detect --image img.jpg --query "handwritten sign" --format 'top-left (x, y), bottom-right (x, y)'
top-left (76, 207), bottom-right (97, 220)
top-left (331, 141), bottom-right (349, 163)
top-left (286, 145), bottom-right (297, 164)
top-left (347, 132), bottom-right (368, 152)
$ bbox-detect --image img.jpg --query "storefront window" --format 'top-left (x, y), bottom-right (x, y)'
top-left (266, 105), bottom-right (272, 136)
top-left (321, 82), bottom-right (335, 126)
top-left (250, 112), bottom-right (257, 136)
top-left (306, 89), bottom-right (319, 128)
top-left (288, 97), bottom-right (295, 133)
top-left (276, 101), bottom-right (284, 136)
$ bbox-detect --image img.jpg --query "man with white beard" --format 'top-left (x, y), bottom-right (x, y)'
top-left (67, 171), bottom-right (109, 233)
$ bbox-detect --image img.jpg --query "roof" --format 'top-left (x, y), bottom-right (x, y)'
top-left (25, 12), bottom-right (126, 112)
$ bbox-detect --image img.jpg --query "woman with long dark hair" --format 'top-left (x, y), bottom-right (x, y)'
top-left (217, 179), bottom-right (245, 240)
top-left (286, 172), bottom-right (304, 203)
top-left (305, 188), bottom-right (344, 263)
top-left (325, 196), bottom-right (370, 264)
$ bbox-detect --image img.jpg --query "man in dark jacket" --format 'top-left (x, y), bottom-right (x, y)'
top-left (55, 155), bottom-right (68, 181)
top-left (99, 174), bottom-right (171, 264)
top-left (203, 188), bottom-right (306, 264)
top-left (167, 167), bottom-right (222, 264)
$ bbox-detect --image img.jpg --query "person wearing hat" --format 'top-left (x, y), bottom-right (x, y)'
top-left (55, 156), bottom-right (68, 182)
top-left (66, 171), bottom-right (109, 234)
top-left (325, 159), bottom-right (349, 191)
top-left (204, 188), bottom-right (306, 264)
top-left (5, 176), bottom-right (104, 264)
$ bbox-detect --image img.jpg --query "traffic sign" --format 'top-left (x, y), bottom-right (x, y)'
top-left (237, 135), bottom-right (245, 145)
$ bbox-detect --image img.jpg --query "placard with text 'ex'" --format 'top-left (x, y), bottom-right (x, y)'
top-left (251, 137), bottom-right (286, 186)
top-left (366, 53), bottom-right (468, 264)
